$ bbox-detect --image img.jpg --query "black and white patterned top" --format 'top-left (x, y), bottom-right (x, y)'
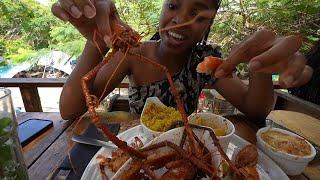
top-left (128, 44), bottom-right (222, 115)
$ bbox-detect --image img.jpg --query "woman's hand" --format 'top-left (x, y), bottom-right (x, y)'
top-left (51, 0), bottom-right (128, 47)
top-left (215, 28), bottom-right (312, 88)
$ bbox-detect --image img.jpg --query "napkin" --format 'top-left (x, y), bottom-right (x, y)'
top-left (50, 123), bottom-right (120, 180)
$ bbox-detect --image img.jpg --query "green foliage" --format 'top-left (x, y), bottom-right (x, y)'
top-left (209, 0), bottom-right (319, 79)
top-left (0, 0), bottom-right (319, 77)
top-left (115, 0), bottom-right (163, 39)
top-left (210, 0), bottom-right (320, 56)
top-left (49, 23), bottom-right (85, 57)
top-left (0, 0), bottom-right (84, 64)
top-left (0, 0), bottom-right (57, 49)
top-left (0, 38), bottom-right (36, 64)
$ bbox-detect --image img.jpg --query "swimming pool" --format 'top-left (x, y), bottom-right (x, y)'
top-left (0, 63), bottom-right (32, 78)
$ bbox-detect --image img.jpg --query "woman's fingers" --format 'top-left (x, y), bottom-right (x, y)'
top-left (51, 2), bottom-right (70, 21)
top-left (94, 0), bottom-right (114, 46)
top-left (279, 65), bottom-right (313, 88)
top-left (58, 0), bottom-right (82, 18)
top-left (249, 35), bottom-right (303, 72)
top-left (58, 0), bottom-right (96, 18)
top-left (215, 28), bottom-right (275, 77)
top-left (73, 0), bottom-right (96, 18)
top-left (94, 0), bottom-right (131, 47)
top-left (279, 53), bottom-right (307, 86)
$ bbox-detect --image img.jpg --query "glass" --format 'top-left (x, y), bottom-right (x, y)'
top-left (210, 90), bottom-right (236, 116)
top-left (0, 88), bottom-right (28, 180)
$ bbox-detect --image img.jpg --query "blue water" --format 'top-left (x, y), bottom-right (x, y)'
top-left (0, 63), bottom-right (31, 78)
top-left (0, 65), bottom-right (13, 77)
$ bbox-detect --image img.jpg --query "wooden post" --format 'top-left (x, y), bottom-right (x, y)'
top-left (20, 87), bottom-right (43, 112)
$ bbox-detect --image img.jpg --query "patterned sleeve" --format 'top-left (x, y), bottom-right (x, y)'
top-left (196, 44), bottom-right (223, 87)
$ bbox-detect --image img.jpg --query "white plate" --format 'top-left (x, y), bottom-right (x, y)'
top-left (81, 125), bottom-right (153, 180)
top-left (82, 126), bottom-right (289, 180)
top-left (229, 135), bottom-right (289, 180)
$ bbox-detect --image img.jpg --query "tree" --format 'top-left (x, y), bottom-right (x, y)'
top-left (0, 0), bottom-right (319, 72)
top-left (210, 0), bottom-right (320, 55)
top-left (0, 0), bottom-right (84, 64)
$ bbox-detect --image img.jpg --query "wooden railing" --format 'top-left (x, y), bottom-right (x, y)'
top-left (1, 78), bottom-right (319, 119)
top-left (0, 78), bottom-right (129, 112)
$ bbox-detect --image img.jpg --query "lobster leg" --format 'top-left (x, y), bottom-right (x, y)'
top-left (164, 141), bottom-right (217, 178)
top-left (118, 159), bottom-right (143, 180)
top-left (129, 52), bottom-right (203, 157)
top-left (140, 140), bottom-right (216, 177)
top-left (141, 164), bottom-right (158, 179)
top-left (81, 53), bottom-right (146, 159)
top-left (98, 47), bottom-right (130, 102)
top-left (189, 124), bottom-right (236, 172)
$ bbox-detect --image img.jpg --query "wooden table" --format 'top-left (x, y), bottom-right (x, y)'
top-left (20, 112), bottom-right (314, 180)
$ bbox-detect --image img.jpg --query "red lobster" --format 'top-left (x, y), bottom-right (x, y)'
top-left (80, 9), bottom-right (258, 179)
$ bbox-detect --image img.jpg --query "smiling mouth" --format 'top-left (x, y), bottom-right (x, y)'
top-left (167, 31), bottom-right (187, 41)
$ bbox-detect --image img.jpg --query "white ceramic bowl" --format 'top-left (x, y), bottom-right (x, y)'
top-left (188, 112), bottom-right (235, 152)
top-left (140, 97), bottom-right (169, 137)
top-left (256, 127), bottom-right (316, 175)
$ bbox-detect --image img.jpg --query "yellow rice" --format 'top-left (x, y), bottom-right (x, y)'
top-left (141, 103), bottom-right (182, 132)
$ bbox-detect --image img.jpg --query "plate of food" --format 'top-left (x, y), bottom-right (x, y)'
top-left (257, 127), bottom-right (316, 175)
top-left (140, 97), bottom-right (182, 136)
top-left (81, 97), bottom-right (288, 179)
top-left (81, 125), bottom-right (153, 180)
top-left (140, 97), bottom-right (236, 151)
top-left (81, 125), bottom-right (289, 180)
top-left (189, 112), bottom-right (235, 151)
top-left (111, 126), bottom-right (288, 179)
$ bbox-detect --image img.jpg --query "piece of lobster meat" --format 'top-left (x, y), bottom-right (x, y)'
top-left (196, 56), bottom-right (224, 75)
top-left (234, 144), bottom-right (259, 180)
top-left (145, 151), bottom-right (181, 170)
top-left (118, 159), bottom-right (144, 180)
top-left (161, 160), bottom-right (196, 180)
top-left (235, 144), bottom-right (258, 168)
top-left (236, 166), bottom-right (260, 180)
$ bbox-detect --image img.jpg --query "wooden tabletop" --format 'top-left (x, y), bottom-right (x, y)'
top-left (20, 112), bottom-right (315, 180)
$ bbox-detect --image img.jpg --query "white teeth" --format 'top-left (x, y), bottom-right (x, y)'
top-left (168, 31), bottom-right (185, 40)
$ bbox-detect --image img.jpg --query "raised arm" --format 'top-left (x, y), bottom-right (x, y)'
top-left (59, 41), bottom-right (103, 120)
top-left (213, 29), bottom-right (308, 120)
top-left (59, 42), bottom-right (130, 120)
top-left (214, 73), bottom-right (274, 120)
top-left (52, 0), bottom-right (133, 120)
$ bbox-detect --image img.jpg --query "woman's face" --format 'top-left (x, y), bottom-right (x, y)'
top-left (159, 0), bottom-right (217, 54)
